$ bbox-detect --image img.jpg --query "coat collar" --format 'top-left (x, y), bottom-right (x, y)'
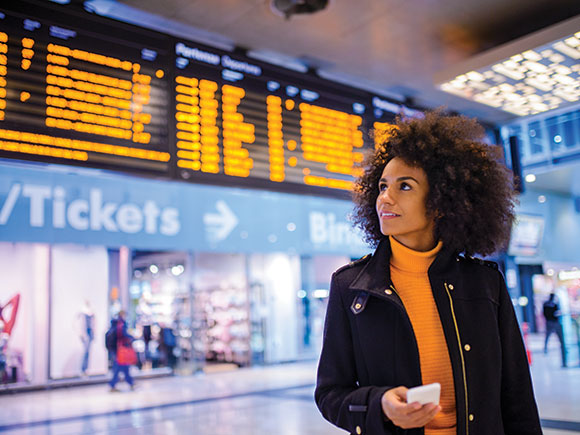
top-left (349, 237), bottom-right (458, 296)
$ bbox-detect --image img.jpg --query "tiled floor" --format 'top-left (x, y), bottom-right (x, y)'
top-left (0, 334), bottom-right (578, 434)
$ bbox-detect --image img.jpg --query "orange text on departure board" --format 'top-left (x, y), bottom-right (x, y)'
top-left (0, 33), bottom-right (169, 167)
top-left (300, 103), bottom-right (364, 190)
top-left (45, 43), bottom-right (153, 145)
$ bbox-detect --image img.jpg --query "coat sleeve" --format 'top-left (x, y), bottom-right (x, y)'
top-left (497, 270), bottom-right (542, 434)
top-left (315, 272), bottom-right (396, 435)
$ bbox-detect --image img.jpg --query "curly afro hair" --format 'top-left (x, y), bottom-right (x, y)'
top-left (352, 111), bottom-right (516, 256)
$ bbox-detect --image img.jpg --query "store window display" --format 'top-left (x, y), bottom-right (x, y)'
top-left (50, 245), bottom-right (108, 379)
top-left (130, 251), bottom-right (194, 373)
top-left (192, 253), bottom-right (251, 369)
top-left (0, 294), bottom-right (21, 383)
top-left (198, 287), bottom-right (250, 366)
top-left (0, 242), bottom-right (50, 386)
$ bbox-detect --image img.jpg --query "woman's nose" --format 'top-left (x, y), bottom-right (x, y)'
top-left (378, 188), bottom-right (395, 205)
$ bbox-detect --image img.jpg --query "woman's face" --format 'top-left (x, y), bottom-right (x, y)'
top-left (375, 157), bottom-right (436, 251)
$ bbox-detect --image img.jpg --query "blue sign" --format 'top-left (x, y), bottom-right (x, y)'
top-left (0, 163), bottom-right (369, 257)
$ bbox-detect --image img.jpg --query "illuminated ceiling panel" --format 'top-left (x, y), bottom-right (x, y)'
top-left (436, 16), bottom-right (580, 117)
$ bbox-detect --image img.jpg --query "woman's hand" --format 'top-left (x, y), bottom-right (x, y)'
top-left (381, 386), bottom-right (441, 429)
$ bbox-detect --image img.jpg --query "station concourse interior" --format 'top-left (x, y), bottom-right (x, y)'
top-left (0, 0), bottom-right (580, 434)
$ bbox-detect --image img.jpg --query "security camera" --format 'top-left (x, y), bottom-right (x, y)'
top-left (270, 0), bottom-right (330, 19)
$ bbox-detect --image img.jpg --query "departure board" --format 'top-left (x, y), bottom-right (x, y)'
top-left (171, 40), bottom-right (373, 193)
top-left (0, 1), bottom-right (171, 174)
top-left (0, 1), bottom-right (412, 197)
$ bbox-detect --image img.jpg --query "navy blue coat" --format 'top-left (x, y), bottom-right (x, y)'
top-left (315, 239), bottom-right (541, 435)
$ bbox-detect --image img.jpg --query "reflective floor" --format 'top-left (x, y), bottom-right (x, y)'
top-left (1, 334), bottom-right (579, 434)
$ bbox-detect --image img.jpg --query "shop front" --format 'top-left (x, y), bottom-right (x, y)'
top-left (506, 191), bottom-right (580, 366)
top-left (531, 265), bottom-right (580, 357)
top-left (0, 162), bottom-right (369, 388)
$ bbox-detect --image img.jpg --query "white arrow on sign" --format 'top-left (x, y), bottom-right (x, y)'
top-left (203, 200), bottom-right (238, 242)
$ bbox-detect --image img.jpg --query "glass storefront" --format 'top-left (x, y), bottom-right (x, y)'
top-left (123, 249), bottom-right (345, 374)
top-left (0, 242), bottom-right (49, 385)
top-left (0, 240), bottom-right (353, 387)
top-left (129, 250), bottom-right (192, 373)
top-left (125, 250), bottom-right (348, 372)
top-left (15, 237), bottom-right (580, 388)
top-left (532, 264), bottom-right (580, 363)
top-left (50, 245), bottom-right (109, 379)
top-left (0, 243), bottom-right (110, 385)
top-left (248, 253), bottom-right (300, 364)
top-left (193, 252), bottom-right (251, 369)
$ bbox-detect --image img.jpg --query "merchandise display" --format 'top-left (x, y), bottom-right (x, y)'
top-left (0, 294), bottom-right (23, 384)
top-left (129, 252), bottom-right (193, 371)
top-left (194, 286), bottom-right (251, 367)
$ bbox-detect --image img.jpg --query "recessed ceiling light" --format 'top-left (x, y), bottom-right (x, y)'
top-left (436, 16), bottom-right (580, 117)
top-left (525, 174), bottom-right (536, 183)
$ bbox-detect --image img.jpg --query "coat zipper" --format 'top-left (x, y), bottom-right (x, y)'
top-left (444, 282), bottom-right (469, 435)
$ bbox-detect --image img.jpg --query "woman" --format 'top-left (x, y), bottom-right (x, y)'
top-left (315, 112), bottom-right (541, 435)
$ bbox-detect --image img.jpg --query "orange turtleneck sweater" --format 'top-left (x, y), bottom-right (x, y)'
top-left (389, 236), bottom-right (456, 434)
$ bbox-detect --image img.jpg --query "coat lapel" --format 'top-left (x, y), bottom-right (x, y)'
top-left (349, 237), bottom-right (459, 301)
top-left (349, 238), bottom-right (392, 296)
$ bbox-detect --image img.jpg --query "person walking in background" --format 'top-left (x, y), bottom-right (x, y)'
top-left (105, 316), bottom-right (118, 368)
top-left (543, 292), bottom-right (567, 368)
top-left (160, 324), bottom-right (177, 369)
top-left (315, 111), bottom-right (541, 434)
top-left (107, 310), bottom-right (136, 392)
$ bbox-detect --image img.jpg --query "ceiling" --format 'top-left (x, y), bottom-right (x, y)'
top-left (102, 0), bottom-right (580, 125)
top-left (81, 0), bottom-right (580, 196)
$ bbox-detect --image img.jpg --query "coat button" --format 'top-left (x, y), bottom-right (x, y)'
top-left (384, 289), bottom-right (392, 295)
top-left (356, 425), bottom-right (362, 434)
top-left (464, 344), bottom-right (471, 351)
top-left (355, 303), bottom-right (362, 309)
top-left (469, 414), bottom-right (474, 422)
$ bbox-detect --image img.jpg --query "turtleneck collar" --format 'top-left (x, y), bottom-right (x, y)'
top-left (389, 235), bottom-right (443, 274)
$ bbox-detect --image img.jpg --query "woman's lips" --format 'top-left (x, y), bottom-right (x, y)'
top-left (379, 211), bottom-right (400, 219)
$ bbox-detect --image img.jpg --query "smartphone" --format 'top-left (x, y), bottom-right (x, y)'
top-left (406, 383), bottom-right (441, 405)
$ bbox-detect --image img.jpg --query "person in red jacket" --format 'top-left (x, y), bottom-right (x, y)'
top-left (107, 310), bottom-right (136, 392)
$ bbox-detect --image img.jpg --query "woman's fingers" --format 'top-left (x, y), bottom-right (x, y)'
top-left (381, 386), bottom-right (408, 416)
top-left (381, 387), bottom-right (441, 429)
top-left (401, 403), bottom-right (441, 429)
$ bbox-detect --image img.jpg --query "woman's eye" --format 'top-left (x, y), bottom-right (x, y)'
top-left (400, 182), bottom-right (411, 191)
top-left (378, 183), bottom-right (387, 192)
